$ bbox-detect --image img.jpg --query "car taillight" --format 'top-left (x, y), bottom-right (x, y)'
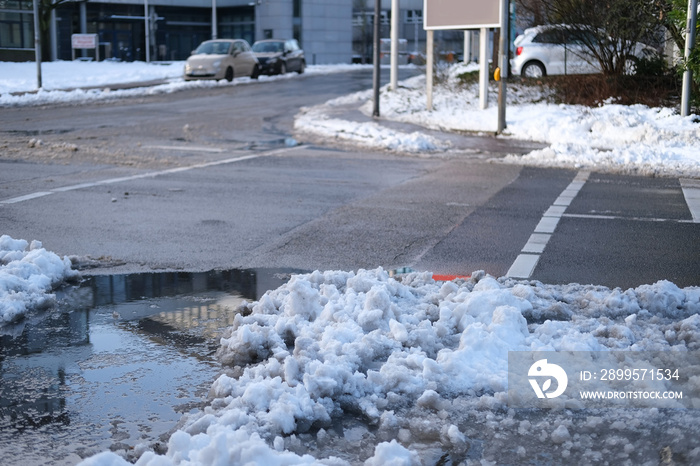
top-left (516, 46), bottom-right (523, 56)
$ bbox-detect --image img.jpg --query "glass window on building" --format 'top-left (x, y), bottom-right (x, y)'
top-left (0, 0), bottom-right (33, 50)
top-left (405, 9), bottom-right (422, 24)
top-left (219, 7), bottom-right (255, 45)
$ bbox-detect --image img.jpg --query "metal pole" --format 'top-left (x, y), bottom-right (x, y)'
top-left (212, 0), bottom-right (218, 40)
top-left (479, 27), bottom-right (488, 109)
top-left (372, 0), bottom-right (381, 117)
top-left (497, 0), bottom-right (508, 134)
top-left (390, 0), bottom-right (399, 91)
top-left (49, 4), bottom-right (57, 61)
top-left (464, 30), bottom-right (471, 63)
top-left (426, 29), bottom-right (433, 110)
top-left (80, 1), bottom-right (87, 58)
top-left (33, 0), bottom-right (41, 88)
top-left (681, 0), bottom-right (698, 117)
top-left (144, 0), bottom-right (150, 62)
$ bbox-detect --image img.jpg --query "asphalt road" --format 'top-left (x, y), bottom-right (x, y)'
top-left (1, 69), bottom-right (698, 289)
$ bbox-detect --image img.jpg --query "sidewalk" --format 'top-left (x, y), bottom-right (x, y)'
top-left (292, 86), bottom-right (549, 157)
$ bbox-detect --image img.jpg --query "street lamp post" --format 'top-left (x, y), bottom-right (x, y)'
top-left (33, 0), bottom-right (42, 88)
top-left (372, 0), bottom-right (380, 117)
top-left (681, 0), bottom-right (698, 117)
top-left (212, 0), bottom-right (218, 40)
top-left (144, 0), bottom-right (150, 62)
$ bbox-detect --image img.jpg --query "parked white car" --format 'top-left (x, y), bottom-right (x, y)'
top-left (184, 39), bottom-right (260, 82)
top-left (511, 25), bottom-right (655, 78)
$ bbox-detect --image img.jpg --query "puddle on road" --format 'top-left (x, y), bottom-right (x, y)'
top-left (0, 268), bottom-right (302, 466)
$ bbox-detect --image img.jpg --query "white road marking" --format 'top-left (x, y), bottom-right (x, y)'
top-left (506, 254), bottom-right (541, 279)
top-left (562, 213), bottom-right (694, 223)
top-left (522, 233), bottom-right (552, 254)
top-left (144, 145), bottom-right (225, 153)
top-left (507, 171), bottom-right (590, 279)
top-left (0, 192), bottom-right (54, 204)
top-left (680, 178), bottom-right (700, 223)
top-left (534, 216), bottom-right (560, 234)
top-left (0, 146), bottom-right (303, 205)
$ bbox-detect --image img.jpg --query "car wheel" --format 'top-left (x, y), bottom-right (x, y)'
top-left (279, 62), bottom-right (287, 75)
top-left (297, 60), bottom-right (305, 74)
top-left (251, 64), bottom-right (260, 80)
top-left (224, 67), bottom-right (234, 82)
top-left (522, 61), bottom-right (545, 79)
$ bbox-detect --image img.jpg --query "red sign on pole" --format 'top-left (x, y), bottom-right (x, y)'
top-left (423, 0), bottom-right (500, 30)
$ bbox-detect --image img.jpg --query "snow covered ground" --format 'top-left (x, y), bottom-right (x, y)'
top-left (295, 62), bottom-right (700, 177)
top-left (0, 235), bottom-right (79, 324)
top-left (0, 60), bottom-right (366, 106)
top-left (2, 60), bottom-right (700, 465)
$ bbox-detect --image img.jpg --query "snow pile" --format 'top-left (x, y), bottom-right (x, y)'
top-left (81, 268), bottom-right (700, 465)
top-left (295, 90), bottom-right (451, 153)
top-left (504, 104), bottom-right (700, 177)
top-left (0, 235), bottom-right (79, 324)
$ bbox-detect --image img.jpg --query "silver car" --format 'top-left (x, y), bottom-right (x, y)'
top-left (184, 39), bottom-right (260, 82)
top-left (511, 25), bottom-right (655, 78)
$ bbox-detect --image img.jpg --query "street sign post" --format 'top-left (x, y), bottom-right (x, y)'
top-left (71, 34), bottom-right (100, 61)
top-left (423, 0), bottom-right (508, 132)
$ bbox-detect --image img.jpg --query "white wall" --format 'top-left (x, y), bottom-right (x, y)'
top-left (302, 0), bottom-right (353, 64)
top-left (256, 0), bottom-right (293, 40)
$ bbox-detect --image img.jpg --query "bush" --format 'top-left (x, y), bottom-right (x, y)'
top-left (546, 74), bottom-right (680, 107)
top-left (634, 54), bottom-right (672, 77)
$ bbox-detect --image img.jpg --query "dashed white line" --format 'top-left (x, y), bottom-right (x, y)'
top-left (534, 216), bottom-right (560, 234)
top-left (507, 170), bottom-right (590, 279)
top-left (522, 233), bottom-right (551, 254)
top-left (680, 178), bottom-right (700, 223)
top-left (507, 254), bottom-right (541, 279)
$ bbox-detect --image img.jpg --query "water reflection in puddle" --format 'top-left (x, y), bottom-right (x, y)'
top-left (0, 268), bottom-right (301, 466)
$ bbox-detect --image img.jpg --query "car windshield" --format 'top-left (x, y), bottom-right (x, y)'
top-left (194, 41), bottom-right (231, 55)
top-left (253, 42), bottom-right (284, 53)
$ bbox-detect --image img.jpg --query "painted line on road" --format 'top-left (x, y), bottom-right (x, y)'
top-left (0, 146), bottom-right (303, 205)
top-left (144, 145), bottom-right (225, 153)
top-left (680, 178), bottom-right (700, 223)
top-left (506, 170), bottom-right (590, 279)
top-left (562, 213), bottom-right (695, 223)
top-left (507, 254), bottom-right (541, 279)
top-left (0, 191), bottom-right (54, 204)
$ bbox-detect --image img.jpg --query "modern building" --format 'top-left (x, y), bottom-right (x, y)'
top-left (1, 0), bottom-right (468, 63)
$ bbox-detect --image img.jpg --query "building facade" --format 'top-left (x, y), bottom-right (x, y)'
top-left (1, 0), bottom-right (465, 64)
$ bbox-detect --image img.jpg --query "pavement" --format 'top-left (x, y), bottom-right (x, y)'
top-left (15, 75), bottom-right (547, 158)
top-left (310, 102), bottom-right (548, 156)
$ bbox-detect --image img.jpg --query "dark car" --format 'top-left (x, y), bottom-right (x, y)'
top-left (252, 39), bottom-right (305, 75)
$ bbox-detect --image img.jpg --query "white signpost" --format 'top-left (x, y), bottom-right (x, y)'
top-left (71, 33), bottom-right (100, 61)
top-left (423, 0), bottom-right (508, 132)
